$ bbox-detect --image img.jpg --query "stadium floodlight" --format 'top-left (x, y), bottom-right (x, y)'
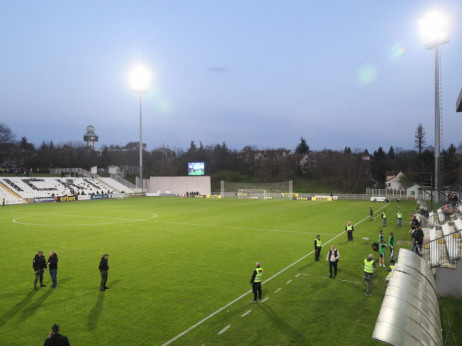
top-left (418, 8), bottom-right (449, 204)
top-left (129, 63), bottom-right (151, 189)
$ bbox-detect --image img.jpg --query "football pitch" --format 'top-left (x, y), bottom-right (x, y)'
top-left (0, 197), bottom-right (416, 345)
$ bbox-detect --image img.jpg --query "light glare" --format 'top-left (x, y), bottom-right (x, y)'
top-left (419, 9), bottom-right (449, 49)
top-left (129, 64), bottom-right (151, 92)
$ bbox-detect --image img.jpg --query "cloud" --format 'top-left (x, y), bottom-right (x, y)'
top-left (207, 66), bottom-right (230, 73)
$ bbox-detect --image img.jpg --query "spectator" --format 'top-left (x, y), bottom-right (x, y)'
top-left (326, 245), bottom-right (340, 278)
top-left (44, 324), bottom-right (70, 346)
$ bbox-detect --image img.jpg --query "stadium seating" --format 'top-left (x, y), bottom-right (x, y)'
top-left (441, 223), bottom-right (460, 261)
top-left (0, 177), bottom-right (122, 199)
top-left (99, 177), bottom-right (134, 193)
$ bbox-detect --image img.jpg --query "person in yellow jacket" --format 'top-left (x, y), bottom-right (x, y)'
top-left (250, 262), bottom-right (263, 302)
top-left (345, 221), bottom-right (354, 242)
top-left (362, 254), bottom-right (376, 296)
top-left (314, 235), bottom-right (322, 261)
top-left (386, 259), bottom-right (395, 283)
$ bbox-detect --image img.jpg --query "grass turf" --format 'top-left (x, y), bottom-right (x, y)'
top-left (0, 197), bottom-right (456, 345)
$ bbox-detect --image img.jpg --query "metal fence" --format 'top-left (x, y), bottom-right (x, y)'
top-left (421, 230), bottom-right (462, 268)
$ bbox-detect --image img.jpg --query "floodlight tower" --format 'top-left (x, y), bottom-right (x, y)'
top-left (129, 64), bottom-right (151, 189)
top-left (419, 8), bottom-right (449, 203)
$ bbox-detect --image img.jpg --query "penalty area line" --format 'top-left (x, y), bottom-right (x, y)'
top-left (161, 203), bottom-right (389, 346)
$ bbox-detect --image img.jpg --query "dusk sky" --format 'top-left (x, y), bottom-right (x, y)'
top-left (1, 0), bottom-right (461, 153)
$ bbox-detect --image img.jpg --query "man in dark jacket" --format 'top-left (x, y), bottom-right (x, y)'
top-left (33, 251), bottom-right (47, 290)
top-left (413, 226), bottom-right (424, 256)
top-left (99, 254), bottom-right (109, 291)
top-left (47, 251), bottom-right (58, 289)
top-left (249, 262), bottom-right (263, 302)
top-left (44, 324), bottom-right (70, 346)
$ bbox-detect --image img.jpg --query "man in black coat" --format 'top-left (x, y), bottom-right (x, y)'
top-left (44, 324), bottom-right (70, 346)
top-left (47, 251), bottom-right (58, 289)
top-left (33, 251), bottom-right (47, 290)
top-left (99, 254), bottom-right (110, 291)
top-left (413, 226), bottom-right (424, 256)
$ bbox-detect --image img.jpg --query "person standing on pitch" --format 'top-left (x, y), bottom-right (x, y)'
top-left (378, 240), bottom-right (387, 267)
top-left (314, 235), bottom-right (322, 262)
top-left (362, 254), bottom-right (376, 296)
top-left (250, 262), bottom-right (263, 302)
top-left (396, 210), bottom-right (403, 227)
top-left (386, 259), bottom-right (395, 283)
top-left (33, 251), bottom-right (47, 290)
top-left (47, 251), bottom-right (58, 289)
top-left (44, 324), bottom-right (70, 346)
top-left (389, 232), bottom-right (395, 260)
top-left (326, 245), bottom-right (340, 278)
top-left (345, 221), bottom-right (354, 242)
top-left (369, 207), bottom-right (374, 221)
top-left (381, 210), bottom-right (387, 227)
top-left (99, 254), bottom-right (110, 291)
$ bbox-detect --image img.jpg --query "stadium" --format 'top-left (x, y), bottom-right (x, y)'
top-left (2, 2), bottom-right (462, 346)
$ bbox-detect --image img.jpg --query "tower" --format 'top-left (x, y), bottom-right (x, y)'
top-left (83, 125), bottom-right (98, 149)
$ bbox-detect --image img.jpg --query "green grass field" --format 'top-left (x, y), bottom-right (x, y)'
top-left (0, 197), bottom-right (454, 345)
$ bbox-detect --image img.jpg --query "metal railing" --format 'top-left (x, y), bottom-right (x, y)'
top-left (421, 229), bottom-right (461, 268)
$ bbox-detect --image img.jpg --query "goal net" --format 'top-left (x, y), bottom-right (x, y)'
top-left (238, 189), bottom-right (268, 199)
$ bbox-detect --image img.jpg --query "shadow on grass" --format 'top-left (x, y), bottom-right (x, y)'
top-left (18, 289), bottom-right (53, 322)
top-left (258, 303), bottom-right (308, 344)
top-left (87, 291), bottom-right (105, 330)
top-left (0, 290), bottom-right (35, 327)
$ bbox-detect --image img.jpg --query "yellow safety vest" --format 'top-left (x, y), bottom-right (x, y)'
top-left (254, 268), bottom-right (263, 283)
top-left (364, 259), bottom-right (374, 273)
top-left (346, 225), bottom-right (353, 231)
top-left (397, 212), bottom-right (402, 219)
top-left (382, 212), bottom-right (387, 219)
top-left (387, 265), bottom-right (395, 279)
top-left (315, 238), bottom-right (321, 247)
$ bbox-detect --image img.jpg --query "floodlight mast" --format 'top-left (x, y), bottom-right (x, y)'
top-left (129, 64), bottom-right (151, 189)
top-left (419, 9), bottom-right (449, 204)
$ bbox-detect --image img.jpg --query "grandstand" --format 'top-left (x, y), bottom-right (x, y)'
top-left (0, 176), bottom-right (134, 201)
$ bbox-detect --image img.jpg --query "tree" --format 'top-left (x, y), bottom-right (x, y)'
top-left (0, 123), bottom-right (14, 143)
top-left (295, 137), bottom-right (310, 154)
top-left (414, 124), bottom-right (426, 155)
top-left (388, 146), bottom-right (395, 159)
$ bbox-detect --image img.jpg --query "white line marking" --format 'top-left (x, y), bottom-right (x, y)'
top-left (12, 212), bottom-right (158, 226)
top-left (261, 297), bottom-right (269, 303)
top-left (161, 203), bottom-right (389, 345)
top-left (241, 310), bottom-right (252, 317)
top-left (298, 273), bottom-right (362, 284)
top-left (295, 273), bottom-right (300, 277)
top-left (152, 220), bottom-right (337, 235)
top-left (286, 280), bottom-right (292, 284)
top-left (217, 324), bottom-right (231, 335)
top-left (274, 287), bottom-right (282, 293)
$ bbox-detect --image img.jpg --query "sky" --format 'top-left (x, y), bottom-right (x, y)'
top-left (1, 0), bottom-right (461, 153)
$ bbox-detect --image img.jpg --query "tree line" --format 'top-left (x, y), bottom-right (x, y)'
top-left (0, 122), bottom-right (461, 193)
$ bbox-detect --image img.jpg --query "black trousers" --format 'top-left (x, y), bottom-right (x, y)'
top-left (347, 231), bottom-right (353, 241)
top-left (329, 261), bottom-right (338, 276)
top-left (315, 247), bottom-right (321, 261)
top-left (100, 270), bottom-right (108, 290)
top-left (252, 282), bottom-right (262, 300)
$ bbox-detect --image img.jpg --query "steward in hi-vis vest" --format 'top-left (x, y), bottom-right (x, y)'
top-left (362, 254), bottom-right (376, 296)
top-left (345, 221), bottom-right (354, 242)
top-left (396, 211), bottom-right (403, 227)
top-left (250, 262), bottom-right (263, 302)
top-left (382, 211), bottom-right (387, 227)
top-left (314, 235), bottom-right (322, 262)
top-left (386, 260), bottom-right (395, 282)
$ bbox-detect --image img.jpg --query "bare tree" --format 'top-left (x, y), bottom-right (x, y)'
top-left (414, 124), bottom-right (426, 155)
top-left (0, 123), bottom-right (14, 143)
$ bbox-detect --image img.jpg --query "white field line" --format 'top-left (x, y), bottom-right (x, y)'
top-left (241, 310), bottom-right (252, 317)
top-left (274, 287), bottom-right (282, 293)
top-left (12, 212), bottom-right (158, 226)
top-left (295, 273), bottom-right (300, 277)
top-left (217, 324), bottom-right (231, 335)
top-left (162, 203), bottom-right (389, 345)
top-left (152, 220), bottom-right (337, 235)
top-left (298, 273), bottom-right (362, 285)
top-left (286, 280), bottom-right (292, 284)
top-left (261, 297), bottom-right (269, 303)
